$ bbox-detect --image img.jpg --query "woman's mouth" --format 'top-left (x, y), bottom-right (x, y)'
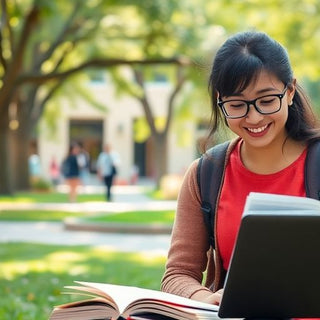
top-left (246, 124), bottom-right (269, 133)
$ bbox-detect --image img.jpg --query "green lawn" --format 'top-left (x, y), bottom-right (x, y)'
top-left (82, 210), bottom-right (175, 224)
top-left (0, 192), bottom-right (105, 203)
top-left (0, 190), bottom-right (172, 319)
top-left (0, 209), bottom-right (175, 224)
top-left (0, 210), bottom-right (87, 221)
top-left (0, 242), bottom-right (166, 320)
top-left (0, 189), bottom-right (176, 224)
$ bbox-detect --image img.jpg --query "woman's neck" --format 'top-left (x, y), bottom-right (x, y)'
top-left (240, 138), bottom-right (306, 174)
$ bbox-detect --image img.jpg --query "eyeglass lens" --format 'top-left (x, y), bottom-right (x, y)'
top-left (223, 95), bottom-right (282, 118)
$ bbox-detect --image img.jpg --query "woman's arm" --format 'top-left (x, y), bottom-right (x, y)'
top-left (161, 160), bottom-right (216, 300)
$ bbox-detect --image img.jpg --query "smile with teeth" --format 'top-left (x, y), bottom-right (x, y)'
top-left (246, 124), bottom-right (269, 133)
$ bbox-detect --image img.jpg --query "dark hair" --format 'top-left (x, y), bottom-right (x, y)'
top-left (205, 31), bottom-right (320, 150)
top-left (68, 142), bottom-right (79, 155)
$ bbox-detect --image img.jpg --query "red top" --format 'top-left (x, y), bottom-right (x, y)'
top-left (217, 141), bottom-right (307, 270)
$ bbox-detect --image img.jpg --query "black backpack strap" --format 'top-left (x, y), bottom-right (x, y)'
top-left (305, 140), bottom-right (320, 200)
top-left (197, 141), bottom-right (230, 248)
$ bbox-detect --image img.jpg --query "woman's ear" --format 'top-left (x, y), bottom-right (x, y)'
top-left (215, 90), bottom-right (220, 101)
top-left (288, 79), bottom-right (296, 106)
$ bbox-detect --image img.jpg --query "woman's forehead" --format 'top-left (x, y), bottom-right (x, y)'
top-left (222, 69), bottom-right (282, 98)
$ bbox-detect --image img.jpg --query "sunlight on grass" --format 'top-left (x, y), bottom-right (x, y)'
top-left (0, 210), bottom-right (87, 221)
top-left (1, 248), bottom-right (164, 280)
top-left (0, 192), bottom-right (105, 203)
top-left (0, 243), bottom-right (166, 320)
top-left (2, 250), bottom-right (88, 279)
top-left (0, 209), bottom-right (175, 223)
top-left (0, 196), bottom-right (35, 203)
top-left (147, 188), bottom-right (164, 200)
top-left (83, 210), bottom-right (175, 224)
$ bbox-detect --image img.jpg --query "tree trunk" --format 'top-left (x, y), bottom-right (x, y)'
top-left (11, 119), bottom-right (31, 191)
top-left (152, 133), bottom-right (168, 188)
top-left (12, 86), bottom-right (38, 191)
top-left (0, 111), bottom-right (14, 195)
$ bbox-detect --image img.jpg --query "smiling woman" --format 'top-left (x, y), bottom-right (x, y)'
top-left (161, 30), bottom-right (320, 317)
top-left (222, 70), bottom-right (294, 159)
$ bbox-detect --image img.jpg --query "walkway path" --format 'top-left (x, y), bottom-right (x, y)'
top-left (0, 183), bottom-right (176, 254)
top-left (0, 221), bottom-right (171, 254)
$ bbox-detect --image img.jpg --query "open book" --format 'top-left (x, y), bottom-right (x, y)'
top-left (49, 281), bottom-right (219, 320)
top-left (243, 192), bottom-right (320, 213)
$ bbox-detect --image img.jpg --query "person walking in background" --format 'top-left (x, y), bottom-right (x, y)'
top-left (96, 143), bottom-right (120, 201)
top-left (49, 156), bottom-right (60, 187)
top-left (28, 153), bottom-right (42, 183)
top-left (77, 141), bottom-right (90, 185)
top-left (62, 143), bottom-right (81, 202)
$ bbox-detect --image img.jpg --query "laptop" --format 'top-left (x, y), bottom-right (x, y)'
top-left (218, 193), bottom-right (320, 318)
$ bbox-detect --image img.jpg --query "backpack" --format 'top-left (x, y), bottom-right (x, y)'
top-left (197, 139), bottom-right (320, 249)
top-left (61, 158), bottom-right (70, 177)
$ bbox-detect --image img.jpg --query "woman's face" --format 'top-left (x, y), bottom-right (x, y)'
top-left (221, 70), bottom-right (295, 150)
top-left (72, 145), bottom-right (80, 154)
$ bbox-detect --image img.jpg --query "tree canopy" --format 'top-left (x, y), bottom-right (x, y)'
top-left (1, 0), bottom-right (320, 194)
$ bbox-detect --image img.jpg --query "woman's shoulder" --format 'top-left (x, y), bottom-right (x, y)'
top-left (184, 138), bottom-right (238, 180)
top-left (179, 159), bottom-right (200, 192)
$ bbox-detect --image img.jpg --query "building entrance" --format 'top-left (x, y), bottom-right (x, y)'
top-left (69, 119), bottom-right (103, 173)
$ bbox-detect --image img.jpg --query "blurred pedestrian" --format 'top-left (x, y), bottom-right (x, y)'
top-left (49, 156), bottom-right (60, 186)
top-left (62, 143), bottom-right (81, 202)
top-left (77, 141), bottom-right (90, 185)
top-left (28, 153), bottom-right (42, 183)
top-left (96, 143), bottom-right (120, 201)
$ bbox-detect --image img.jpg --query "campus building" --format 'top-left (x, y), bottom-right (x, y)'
top-left (37, 73), bottom-right (207, 185)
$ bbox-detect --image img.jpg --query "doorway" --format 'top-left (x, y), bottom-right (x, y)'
top-left (69, 119), bottom-right (103, 172)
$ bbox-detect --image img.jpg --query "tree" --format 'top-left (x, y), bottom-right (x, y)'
top-left (101, 1), bottom-right (205, 185)
top-left (0, 0), bottom-right (190, 194)
top-left (132, 65), bottom-right (186, 184)
top-left (2, 0), bottom-right (319, 194)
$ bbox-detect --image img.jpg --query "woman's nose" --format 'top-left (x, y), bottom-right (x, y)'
top-left (245, 104), bottom-right (264, 123)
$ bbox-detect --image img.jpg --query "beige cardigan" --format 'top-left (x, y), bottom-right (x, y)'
top-left (161, 140), bottom-right (238, 299)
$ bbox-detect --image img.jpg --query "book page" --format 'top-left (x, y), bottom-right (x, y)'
top-left (243, 209), bottom-right (320, 217)
top-left (64, 285), bottom-right (118, 310)
top-left (244, 192), bottom-right (320, 213)
top-left (75, 281), bottom-right (219, 315)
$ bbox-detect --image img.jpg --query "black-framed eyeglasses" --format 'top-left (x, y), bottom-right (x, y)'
top-left (218, 86), bottom-right (288, 119)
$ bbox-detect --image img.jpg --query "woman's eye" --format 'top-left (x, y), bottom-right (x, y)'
top-left (259, 97), bottom-right (276, 105)
top-left (229, 102), bottom-right (246, 108)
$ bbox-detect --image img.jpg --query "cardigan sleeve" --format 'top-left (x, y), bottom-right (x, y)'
top-left (161, 159), bottom-right (215, 299)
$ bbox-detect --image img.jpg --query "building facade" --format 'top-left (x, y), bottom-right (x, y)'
top-left (38, 77), bottom-right (203, 185)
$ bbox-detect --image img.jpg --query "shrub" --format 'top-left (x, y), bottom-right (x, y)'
top-left (31, 178), bottom-right (52, 192)
top-left (159, 174), bottom-right (183, 200)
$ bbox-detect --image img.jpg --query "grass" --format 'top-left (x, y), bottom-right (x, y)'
top-left (0, 209), bottom-right (175, 224)
top-left (0, 242), bottom-right (166, 320)
top-left (0, 189), bottom-right (172, 319)
top-left (82, 210), bottom-right (175, 225)
top-left (0, 190), bottom-right (176, 224)
top-left (146, 188), bottom-right (164, 200)
top-left (0, 210), bottom-right (88, 221)
top-left (0, 192), bottom-right (105, 203)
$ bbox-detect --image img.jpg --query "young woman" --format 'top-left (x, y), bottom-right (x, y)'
top-left (161, 31), bottom-right (320, 307)
top-left (63, 143), bottom-right (81, 202)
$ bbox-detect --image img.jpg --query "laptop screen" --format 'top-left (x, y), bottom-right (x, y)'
top-left (218, 193), bottom-right (320, 318)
